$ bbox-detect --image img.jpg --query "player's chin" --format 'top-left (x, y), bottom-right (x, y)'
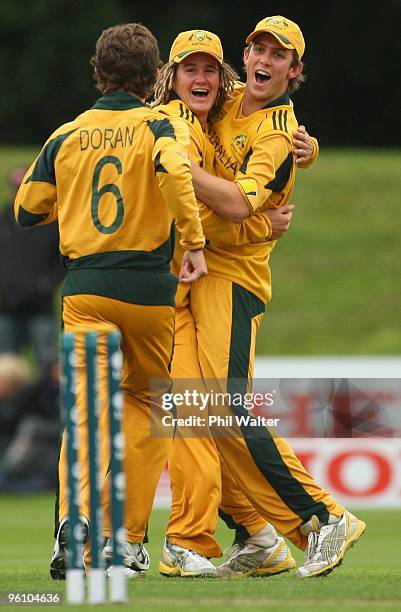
top-left (252, 82), bottom-right (270, 96)
top-left (190, 94), bottom-right (213, 109)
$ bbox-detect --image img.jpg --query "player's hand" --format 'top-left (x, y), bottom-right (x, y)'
top-left (179, 249), bottom-right (208, 283)
top-left (263, 205), bottom-right (295, 240)
top-left (293, 125), bottom-right (314, 164)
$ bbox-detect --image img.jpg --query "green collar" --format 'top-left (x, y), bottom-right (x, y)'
top-left (165, 93), bottom-right (203, 128)
top-left (262, 91), bottom-right (290, 110)
top-left (92, 91), bottom-right (145, 111)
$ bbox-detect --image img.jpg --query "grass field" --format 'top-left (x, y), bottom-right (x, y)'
top-left (0, 493), bottom-right (400, 611)
top-left (1, 146), bottom-right (400, 357)
top-left (259, 148), bottom-right (401, 355)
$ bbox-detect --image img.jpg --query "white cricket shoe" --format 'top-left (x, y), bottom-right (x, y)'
top-left (103, 538), bottom-right (150, 577)
top-left (49, 515), bottom-right (89, 580)
top-left (159, 539), bottom-right (217, 577)
top-left (216, 537), bottom-right (295, 577)
top-left (297, 511), bottom-right (366, 578)
top-left (105, 565), bottom-right (145, 579)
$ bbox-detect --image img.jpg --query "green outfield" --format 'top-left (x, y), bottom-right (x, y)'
top-left (1, 146), bottom-right (400, 357)
top-left (260, 148), bottom-right (401, 355)
top-left (0, 493), bottom-right (400, 611)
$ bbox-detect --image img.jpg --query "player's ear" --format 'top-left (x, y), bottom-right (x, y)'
top-left (288, 60), bottom-right (303, 79)
top-left (243, 45), bottom-right (250, 65)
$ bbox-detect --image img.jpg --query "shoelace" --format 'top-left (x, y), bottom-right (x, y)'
top-left (114, 542), bottom-right (148, 566)
top-left (306, 524), bottom-right (335, 564)
top-left (171, 546), bottom-right (208, 566)
top-left (305, 531), bottom-right (319, 562)
top-left (131, 543), bottom-right (149, 564)
top-left (221, 543), bottom-right (242, 563)
top-left (221, 543), bottom-right (264, 569)
top-left (136, 544), bottom-right (146, 558)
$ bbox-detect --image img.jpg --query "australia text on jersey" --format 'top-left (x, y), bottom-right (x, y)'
top-left (207, 124), bottom-right (238, 176)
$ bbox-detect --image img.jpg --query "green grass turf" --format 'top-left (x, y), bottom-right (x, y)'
top-left (256, 148), bottom-right (401, 355)
top-left (0, 493), bottom-right (400, 610)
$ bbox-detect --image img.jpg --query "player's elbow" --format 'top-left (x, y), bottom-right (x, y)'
top-left (229, 202), bottom-right (251, 223)
top-left (16, 205), bottom-right (48, 227)
top-left (227, 187), bottom-right (251, 222)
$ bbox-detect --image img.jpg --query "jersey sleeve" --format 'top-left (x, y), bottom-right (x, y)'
top-left (147, 116), bottom-right (205, 251)
top-left (14, 126), bottom-right (77, 227)
top-left (199, 203), bottom-right (272, 245)
top-left (235, 131), bottom-right (294, 213)
top-left (157, 102), bottom-right (204, 166)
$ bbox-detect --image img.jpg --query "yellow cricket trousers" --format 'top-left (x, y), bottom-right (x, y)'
top-left (167, 275), bottom-right (344, 555)
top-left (57, 285), bottom-right (175, 543)
top-left (167, 305), bottom-right (222, 557)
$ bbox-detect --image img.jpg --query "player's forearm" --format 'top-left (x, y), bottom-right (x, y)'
top-left (200, 204), bottom-right (272, 245)
top-left (191, 163), bottom-right (251, 223)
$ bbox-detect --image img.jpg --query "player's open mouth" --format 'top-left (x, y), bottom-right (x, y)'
top-left (191, 89), bottom-right (209, 98)
top-left (255, 70), bottom-right (271, 84)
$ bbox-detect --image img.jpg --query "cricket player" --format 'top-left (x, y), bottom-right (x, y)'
top-left (150, 27), bottom-right (325, 578)
top-left (14, 23), bottom-right (207, 579)
top-left (153, 29), bottom-right (293, 577)
top-left (158, 17), bottom-right (365, 579)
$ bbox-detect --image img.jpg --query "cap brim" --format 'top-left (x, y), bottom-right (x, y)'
top-left (246, 29), bottom-right (295, 50)
top-left (173, 49), bottom-right (223, 64)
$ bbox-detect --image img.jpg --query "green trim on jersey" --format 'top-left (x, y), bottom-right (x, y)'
top-left (146, 118), bottom-right (176, 141)
top-left (27, 129), bottom-right (77, 185)
top-left (169, 91), bottom-right (181, 102)
top-left (62, 268), bottom-right (178, 306)
top-left (178, 102), bottom-right (196, 124)
top-left (154, 151), bottom-right (168, 173)
top-left (17, 206), bottom-right (49, 227)
top-left (272, 109), bottom-right (289, 132)
top-left (92, 91), bottom-right (145, 111)
top-left (63, 224), bottom-right (176, 272)
top-left (265, 152), bottom-right (293, 192)
top-left (166, 93), bottom-right (201, 128)
top-left (262, 91), bottom-right (290, 110)
top-left (227, 282), bottom-right (330, 524)
top-left (239, 147), bottom-right (253, 174)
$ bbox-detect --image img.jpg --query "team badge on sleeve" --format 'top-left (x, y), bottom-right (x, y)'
top-left (237, 177), bottom-right (257, 201)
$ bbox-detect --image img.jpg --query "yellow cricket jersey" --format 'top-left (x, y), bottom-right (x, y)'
top-left (204, 88), bottom-right (303, 303)
top-left (15, 91), bottom-right (204, 276)
top-left (157, 96), bottom-right (273, 307)
top-left (157, 96), bottom-right (208, 307)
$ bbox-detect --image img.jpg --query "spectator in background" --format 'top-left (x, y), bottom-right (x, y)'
top-left (0, 352), bottom-right (32, 456)
top-left (0, 166), bottom-right (65, 372)
top-left (0, 355), bottom-right (61, 492)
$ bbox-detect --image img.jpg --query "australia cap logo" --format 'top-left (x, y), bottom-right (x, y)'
top-left (189, 31), bottom-right (212, 42)
top-left (267, 16), bottom-right (289, 27)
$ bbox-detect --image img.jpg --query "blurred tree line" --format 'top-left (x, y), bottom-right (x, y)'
top-left (0, 0), bottom-right (400, 146)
